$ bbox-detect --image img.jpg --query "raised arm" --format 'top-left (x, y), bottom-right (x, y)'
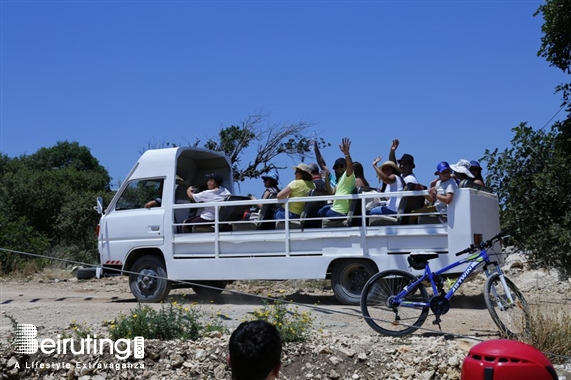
top-left (372, 156), bottom-right (396, 184)
top-left (314, 140), bottom-right (328, 171)
top-left (340, 137), bottom-right (353, 177)
top-left (388, 139), bottom-right (399, 164)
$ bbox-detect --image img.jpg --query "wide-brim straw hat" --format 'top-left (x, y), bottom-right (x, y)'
top-left (379, 161), bottom-right (402, 175)
top-left (292, 163), bottom-right (313, 175)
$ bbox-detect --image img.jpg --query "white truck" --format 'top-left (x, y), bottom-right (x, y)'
top-left (95, 147), bottom-right (501, 305)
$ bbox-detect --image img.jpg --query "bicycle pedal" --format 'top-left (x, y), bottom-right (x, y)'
top-left (432, 319), bottom-right (442, 331)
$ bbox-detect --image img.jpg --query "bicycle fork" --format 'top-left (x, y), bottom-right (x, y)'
top-left (486, 267), bottom-right (515, 309)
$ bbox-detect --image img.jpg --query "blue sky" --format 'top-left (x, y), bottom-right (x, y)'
top-left (1, 0), bottom-right (566, 196)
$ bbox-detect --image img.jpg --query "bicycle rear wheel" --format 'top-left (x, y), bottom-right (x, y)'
top-left (360, 269), bottom-right (429, 337)
top-left (484, 273), bottom-right (530, 339)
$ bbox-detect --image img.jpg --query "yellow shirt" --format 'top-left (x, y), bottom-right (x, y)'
top-left (286, 179), bottom-right (316, 215)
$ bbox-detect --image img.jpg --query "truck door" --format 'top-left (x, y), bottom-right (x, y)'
top-left (99, 178), bottom-right (165, 264)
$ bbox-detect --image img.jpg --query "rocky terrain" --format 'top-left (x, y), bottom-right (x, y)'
top-left (1, 250), bottom-right (570, 379)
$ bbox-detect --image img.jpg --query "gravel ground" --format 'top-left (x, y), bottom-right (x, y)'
top-left (1, 252), bottom-right (570, 379)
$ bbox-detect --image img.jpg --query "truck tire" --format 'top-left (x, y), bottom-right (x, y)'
top-left (76, 267), bottom-right (97, 280)
top-left (192, 281), bottom-right (226, 300)
top-left (129, 256), bottom-right (171, 303)
top-left (332, 259), bottom-right (377, 305)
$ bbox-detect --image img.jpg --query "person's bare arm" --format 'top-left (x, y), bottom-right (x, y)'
top-left (389, 139), bottom-right (399, 164)
top-left (186, 187), bottom-right (195, 201)
top-left (439, 192), bottom-right (454, 204)
top-left (372, 156), bottom-right (396, 184)
top-left (314, 140), bottom-right (327, 171)
top-left (276, 186), bottom-right (292, 199)
top-left (340, 138), bottom-right (353, 177)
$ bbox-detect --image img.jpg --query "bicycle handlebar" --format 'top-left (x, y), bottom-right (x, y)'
top-left (454, 228), bottom-right (511, 256)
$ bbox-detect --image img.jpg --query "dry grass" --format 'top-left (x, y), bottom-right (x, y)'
top-left (524, 296), bottom-right (571, 364)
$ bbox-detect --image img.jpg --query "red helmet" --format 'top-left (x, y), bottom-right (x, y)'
top-left (461, 339), bottom-right (558, 380)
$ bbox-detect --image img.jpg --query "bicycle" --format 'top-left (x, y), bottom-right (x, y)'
top-left (360, 229), bottom-right (530, 338)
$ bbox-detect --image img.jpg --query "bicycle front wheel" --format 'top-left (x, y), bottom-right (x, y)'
top-left (484, 273), bottom-right (530, 339)
top-left (361, 269), bottom-right (429, 337)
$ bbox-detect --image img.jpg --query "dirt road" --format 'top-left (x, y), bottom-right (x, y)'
top-left (0, 273), bottom-right (502, 341)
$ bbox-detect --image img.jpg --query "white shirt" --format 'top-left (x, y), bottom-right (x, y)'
top-left (402, 173), bottom-right (418, 185)
top-left (435, 178), bottom-right (457, 214)
top-left (193, 187), bottom-right (232, 220)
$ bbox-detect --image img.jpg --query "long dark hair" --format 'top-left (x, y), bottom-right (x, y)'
top-left (300, 171), bottom-right (313, 181)
top-left (353, 162), bottom-right (370, 187)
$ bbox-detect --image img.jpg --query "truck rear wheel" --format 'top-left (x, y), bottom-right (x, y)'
top-left (129, 256), bottom-right (171, 303)
top-left (332, 260), bottom-right (377, 305)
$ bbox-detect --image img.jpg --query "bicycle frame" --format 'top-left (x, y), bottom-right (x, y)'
top-left (397, 247), bottom-right (512, 309)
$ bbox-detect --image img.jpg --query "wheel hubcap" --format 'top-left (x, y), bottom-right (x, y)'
top-left (137, 268), bottom-right (158, 293)
top-left (344, 266), bottom-right (370, 294)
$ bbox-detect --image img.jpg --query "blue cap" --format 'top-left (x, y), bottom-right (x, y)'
top-left (206, 173), bottom-right (224, 185)
top-left (470, 160), bottom-right (481, 169)
top-left (434, 161), bottom-right (451, 175)
top-left (261, 173), bottom-right (279, 182)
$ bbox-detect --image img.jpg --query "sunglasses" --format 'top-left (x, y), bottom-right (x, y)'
top-left (439, 169), bottom-right (452, 175)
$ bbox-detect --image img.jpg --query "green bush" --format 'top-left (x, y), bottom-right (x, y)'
top-left (250, 296), bottom-right (315, 343)
top-left (109, 302), bottom-right (226, 341)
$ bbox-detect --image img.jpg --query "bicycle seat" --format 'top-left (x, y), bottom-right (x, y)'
top-left (408, 253), bottom-right (439, 270)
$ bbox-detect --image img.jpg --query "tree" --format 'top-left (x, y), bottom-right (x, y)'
top-left (0, 141), bottom-right (112, 272)
top-left (536, 0), bottom-right (571, 133)
top-left (483, 123), bottom-right (571, 275)
top-left (141, 112), bottom-right (330, 182)
top-left (482, 1), bottom-right (571, 276)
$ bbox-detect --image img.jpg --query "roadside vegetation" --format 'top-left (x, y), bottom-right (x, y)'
top-left (249, 295), bottom-right (316, 343)
top-left (524, 298), bottom-right (571, 364)
top-left (109, 301), bottom-right (227, 341)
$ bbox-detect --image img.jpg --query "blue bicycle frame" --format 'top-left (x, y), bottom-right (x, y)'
top-left (397, 248), bottom-right (503, 308)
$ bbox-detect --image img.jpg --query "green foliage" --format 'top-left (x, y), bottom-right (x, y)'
top-left (483, 122), bottom-right (571, 275)
top-left (109, 302), bottom-right (226, 341)
top-left (0, 141), bottom-right (112, 274)
top-left (250, 296), bottom-right (315, 343)
top-left (535, 0), bottom-right (571, 129)
top-left (0, 213), bottom-right (50, 274)
top-left (535, 0), bottom-right (571, 75)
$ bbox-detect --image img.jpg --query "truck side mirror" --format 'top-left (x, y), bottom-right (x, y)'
top-left (95, 197), bottom-right (104, 214)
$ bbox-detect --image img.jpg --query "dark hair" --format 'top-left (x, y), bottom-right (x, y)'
top-left (470, 167), bottom-right (486, 184)
top-left (353, 162), bottom-right (370, 187)
top-left (298, 171), bottom-right (313, 182)
top-left (229, 320), bottom-right (282, 380)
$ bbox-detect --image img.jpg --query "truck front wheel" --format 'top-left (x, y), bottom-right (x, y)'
top-left (129, 256), bottom-right (171, 303)
top-left (331, 260), bottom-right (377, 305)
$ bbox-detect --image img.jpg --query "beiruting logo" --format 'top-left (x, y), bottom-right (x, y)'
top-left (15, 324), bottom-right (144, 361)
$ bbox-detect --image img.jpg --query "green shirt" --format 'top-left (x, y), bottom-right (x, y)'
top-left (331, 172), bottom-right (356, 214)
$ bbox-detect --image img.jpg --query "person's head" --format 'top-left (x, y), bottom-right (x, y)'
top-left (292, 163), bottom-right (313, 181)
top-left (379, 161), bottom-right (401, 178)
top-left (469, 160), bottom-right (485, 181)
top-left (434, 161), bottom-right (452, 180)
top-left (205, 173), bottom-right (224, 189)
top-left (228, 320), bottom-right (282, 380)
top-left (332, 158), bottom-right (347, 179)
top-left (450, 159), bottom-right (474, 180)
top-left (397, 154), bottom-right (415, 176)
top-left (461, 339), bottom-right (557, 380)
top-left (308, 163), bottom-right (320, 177)
top-left (261, 173), bottom-right (279, 189)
